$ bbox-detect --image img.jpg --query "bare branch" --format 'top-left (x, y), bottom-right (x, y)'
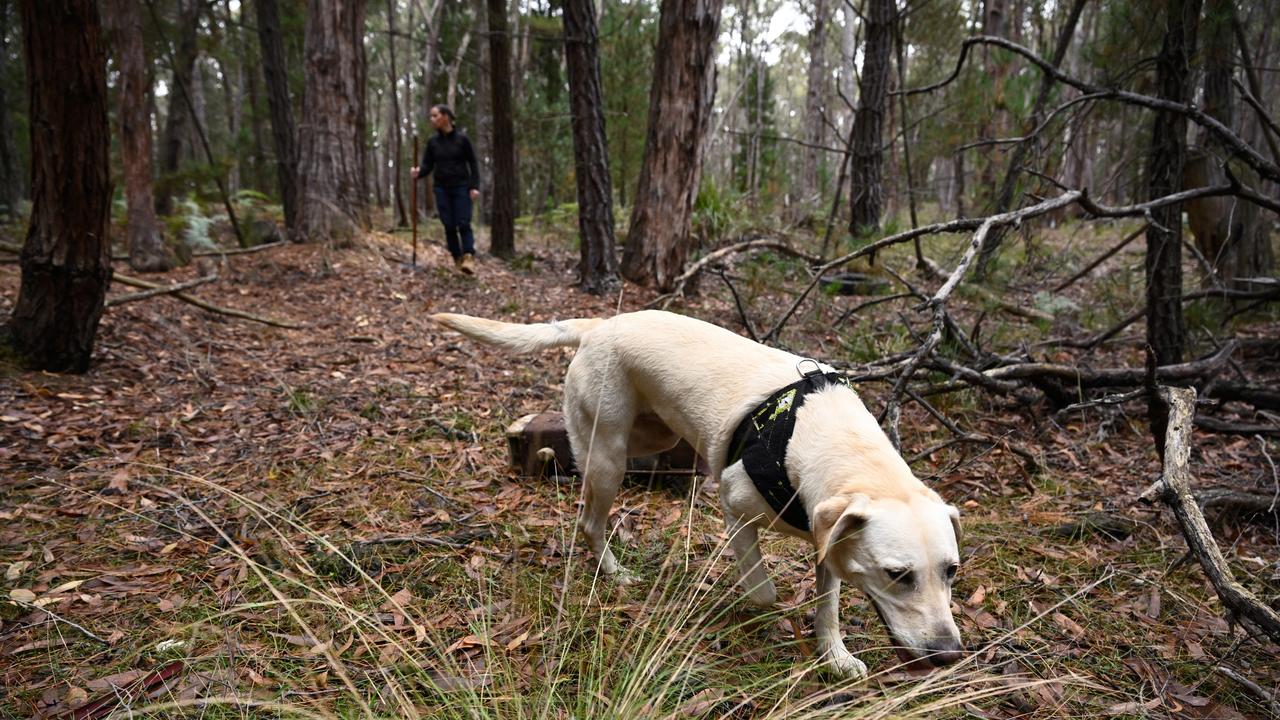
top-left (898, 35), bottom-right (1280, 183)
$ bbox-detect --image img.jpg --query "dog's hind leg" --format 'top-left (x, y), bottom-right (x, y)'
top-left (719, 464), bottom-right (778, 606)
top-left (564, 360), bottom-right (635, 583)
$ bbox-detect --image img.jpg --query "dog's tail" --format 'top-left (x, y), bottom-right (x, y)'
top-left (431, 313), bottom-right (602, 353)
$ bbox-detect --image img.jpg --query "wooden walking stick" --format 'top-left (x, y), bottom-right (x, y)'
top-left (411, 134), bottom-right (419, 268)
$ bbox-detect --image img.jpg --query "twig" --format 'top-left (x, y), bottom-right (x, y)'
top-left (192, 240), bottom-right (288, 257)
top-left (716, 268), bottom-right (759, 342)
top-left (896, 35), bottom-right (1280, 183)
top-left (1215, 665), bottom-right (1280, 718)
top-left (105, 274), bottom-right (218, 307)
top-left (10, 598), bottom-right (108, 644)
top-left (112, 273), bottom-right (303, 328)
top-left (1053, 224), bottom-right (1148, 293)
top-left (1153, 386), bottom-right (1280, 644)
top-left (650, 237), bottom-right (821, 309)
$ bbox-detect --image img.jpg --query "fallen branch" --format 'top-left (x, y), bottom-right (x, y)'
top-left (650, 237), bottom-right (821, 309)
top-left (105, 274), bottom-right (218, 307)
top-left (193, 239), bottom-right (288, 257)
top-left (112, 273), bottom-right (303, 329)
top-left (1152, 386), bottom-right (1280, 645)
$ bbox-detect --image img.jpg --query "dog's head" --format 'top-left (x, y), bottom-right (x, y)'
top-left (813, 492), bottom-right (963, 668)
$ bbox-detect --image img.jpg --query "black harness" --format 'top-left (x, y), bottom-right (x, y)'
top-left (726, 365), bottom-right (853, 531)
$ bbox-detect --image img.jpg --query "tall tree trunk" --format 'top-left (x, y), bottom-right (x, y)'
top-left (104, 0), bottom-right (171, 272)
top-left (1145, 0), bottom-right (1200, 452)
top-left (0, 0), bottom-right (19, 219)
top-left (974, 0), bottom-right (1087, 279)
top-left (418, 0), bottom-right (443, 218)
top-left (245, 42), bottom-right (270, 193)
top-left (848, 0), bottom-right (893, 237)
top-left (445, 29), bottom-right (472, 109)
top-left (1184, 0), bottom-right (1274, 289)
top-left (296, 0), bottom-right (369, 245)
top-left (256, 0), bottom-right (299, 234)
top-left (155, 0), bottom-right (201, 216)
top-left (474, 0), bottom-right (493, 225)
top-left (801, 0), bottom-right (828, 201)
top-left (387, 0), bottom-right (407, 227)
top-left (564, 0), bottom-right (618, 294)
top-left (620, 0), bottom-right (723, 291)
top-left (6, 0), bottom-right (111, 373)
top-left (487, 0), bottom-right (516, 258)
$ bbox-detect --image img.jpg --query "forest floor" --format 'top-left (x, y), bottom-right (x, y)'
top-left (1, 214), bottom-right (1278, 719)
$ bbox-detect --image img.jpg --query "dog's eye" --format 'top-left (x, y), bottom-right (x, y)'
top-left (945, 563), bottom-right (959, 582)
top-left (886, 568), bottom-right (914, 586)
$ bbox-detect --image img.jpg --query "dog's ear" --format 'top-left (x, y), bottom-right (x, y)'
top-left (947, 505), bottom-right (962, 549)
top-left (813, 493), bottom-right (870, 565)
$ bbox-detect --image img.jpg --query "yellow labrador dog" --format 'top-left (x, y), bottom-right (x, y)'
top-left (432, 309), bottom-right (963, 677)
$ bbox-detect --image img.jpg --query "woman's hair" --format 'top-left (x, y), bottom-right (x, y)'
top-left (432, 104), bottom-right (456, 122)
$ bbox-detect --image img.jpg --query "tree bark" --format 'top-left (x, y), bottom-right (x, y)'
top-left (800, 0), bottom-right (828, 199)
top-left (620, 0), bottom-right (724, 291)
top-left (848, 0), bottom-right (893, 237)
top-left (256, 0), bottom-right (299, 235)
top-left (102, 0), bottom-right (170, 272)
top-left (155, 0), bottom-right (201, 216)
top-left (974, 0), bottom-right (1088, 279)
top-left (564, 0), bottom-right (618, 294)
top-left (418, 0), bottom-right (443, 218)
top-left (487, 0), bottom-right (516, 258)
top-left (1184, 0), bottom-right (1275, 289)
top-left (473, 0), bottom-right (493, 225)
top-left (5, 0), bottom-right (112, 373)
top-left (387, 0), bottom-right (407, 227)
top-left (0, 0), bottom-right (19, 219)
top-left (296, 0), bottom-right (370, 245)
top-left (1145, 0), bottom-right (1200, 449)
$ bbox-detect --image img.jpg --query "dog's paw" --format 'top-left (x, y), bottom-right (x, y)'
top-left (612, 567), bottom-right (639, 586)
top-left (746, 582), bottom-right (778, 608)
top-left (822, 649), bottom-right (868, 680)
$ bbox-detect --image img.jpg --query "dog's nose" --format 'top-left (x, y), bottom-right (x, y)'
top-left (924, 638), bottom-right (964, 666)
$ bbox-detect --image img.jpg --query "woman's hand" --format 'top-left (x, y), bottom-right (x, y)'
top-left (470, 189), bottom-right (480, 200)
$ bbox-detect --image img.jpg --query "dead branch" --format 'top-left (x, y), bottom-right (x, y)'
top-left (650, 237), bottom-right (822, 309)
top-left (105, 274), bottom-right (218, 307)
top-left (715, 268), bottom-right (760, 342)
top-left (112, 273), bottom-right (303, 329)
top-left (1152, 386), bottom-right (1280, 645)
top-left (1053, 224), bottom-right (1148, 293)
top-left (192, 240), bottom-right (288, 257)
top-left (1192, 417), bottom-right (1280, 437)
top-left (1215, 665), bottom-right (1280, 718)
top-left (898, 35), bottom-right (1280, 184)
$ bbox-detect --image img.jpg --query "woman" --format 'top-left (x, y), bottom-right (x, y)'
top-left (412, 104), bottom-right (481, 275)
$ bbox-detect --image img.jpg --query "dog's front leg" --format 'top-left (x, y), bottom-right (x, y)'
top-left (723, 514), bottom-right (777, 607)
top-left (815, 560), bottom-right (867, 679)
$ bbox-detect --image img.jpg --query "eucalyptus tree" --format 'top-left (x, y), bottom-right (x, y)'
top-left (296, 0), bottom-right (370, 244)
top-left (621, 0), bottom-right (724, 291)
top-left (848, 0), bottom-right (893, 236)
top-left (1145, 0), bottom-right (1201, 449)
top-left (104, 0), bottom-right (170, 271)
top-left (563, 0), bottom-right (618, 293)
top-left (256, 0), bottom-right (299, 233)
top-left (487, 0), bottom-right (516, 257)
top-left (6, 0), bottom-right (111, 372)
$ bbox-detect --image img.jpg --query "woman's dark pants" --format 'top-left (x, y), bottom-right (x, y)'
top-left (433, 184), bottom-right (475, 259)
